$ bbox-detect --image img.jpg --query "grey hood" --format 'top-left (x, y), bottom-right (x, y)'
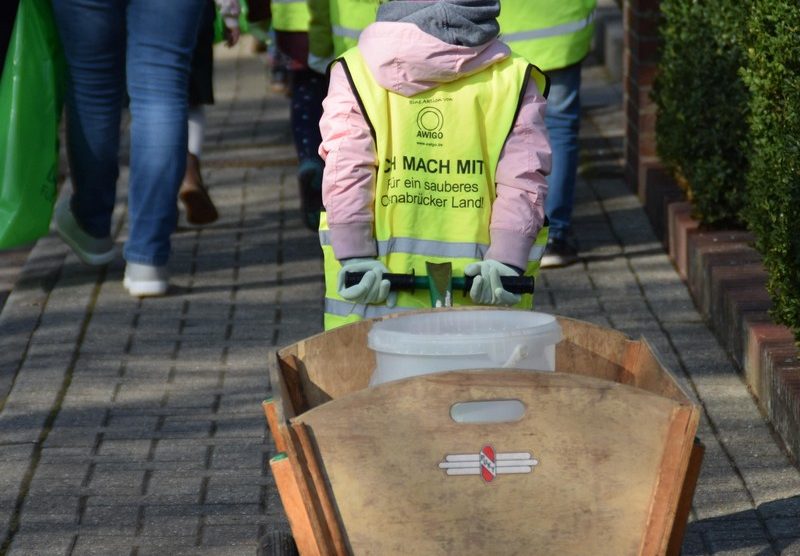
top-left (376, 0), bottom-right (500, 47)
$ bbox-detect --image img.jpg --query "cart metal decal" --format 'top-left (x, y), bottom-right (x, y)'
top-left (480, 445), bottom-right (496, 481)
top-left (438, 446), bottom-right (539, 482)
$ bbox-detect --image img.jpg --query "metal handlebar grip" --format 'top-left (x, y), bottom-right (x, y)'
top-left (460, 275), bottom-right (535, 295)
top-left (343, 271), bottom-right (419, 291)
top-left (343, 272), bottom-right (535, 294)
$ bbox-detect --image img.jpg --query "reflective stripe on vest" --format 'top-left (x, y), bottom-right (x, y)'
top-left (502, 10), bottom-right (595, 42)
top-left (329, 0), bottom-right (383, 56)
top-left (319, 50), bottom-right (549, 330)
top-left (325, 297), bottom-right (413, 320)
top-left (497, 0), bottom-right (596, 71)
top-left (332, 24), bottom-right (361, 40)
top-left (331, 24), bottom-right (361, 56)
top-left (272, 0), bottom-right (309, 32)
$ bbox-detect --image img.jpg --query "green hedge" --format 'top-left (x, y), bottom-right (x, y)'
top-left (655, 0), bottom-right (800, 344)
top-left (652, 0), bottom-right (750, 227)
top-left (740, 0), bottom-right (800, 345)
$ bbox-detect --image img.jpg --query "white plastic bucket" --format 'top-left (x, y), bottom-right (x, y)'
top-left (367, 310), bottom-right (562, 387)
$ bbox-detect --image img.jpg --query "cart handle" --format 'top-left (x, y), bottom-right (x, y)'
top-left (343, 271), bottom-right (534, 295)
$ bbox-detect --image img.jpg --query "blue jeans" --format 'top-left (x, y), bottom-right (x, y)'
top-left (52, 0), bottom-right (204, 265)
top-left (544, 63), bottom-right (582, 241)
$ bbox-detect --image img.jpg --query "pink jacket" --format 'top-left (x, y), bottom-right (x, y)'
top-left (319, 22), bottom-right (551, 271)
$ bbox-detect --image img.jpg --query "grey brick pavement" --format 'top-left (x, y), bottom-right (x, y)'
top-left (0, 247), bottom-right (29, 314)
top-left (0, 41), bottom-right (315, 555)
top-left (0, 35), bottom-right (799, 555)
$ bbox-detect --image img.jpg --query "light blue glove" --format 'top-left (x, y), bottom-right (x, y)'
top-left (464, 259), bottom-right (521, 306)
top-left (308, 53), bottom-right (334, 75)
top-left (337, 258), bottom-right (397, 307)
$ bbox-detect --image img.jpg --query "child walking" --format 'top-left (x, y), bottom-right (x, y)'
top-left (269, 0), bottom-right (328, 231)
top-left (318, 0), bottom-right (552, 329)
top-left (181, 0), bottom-right (240, 226)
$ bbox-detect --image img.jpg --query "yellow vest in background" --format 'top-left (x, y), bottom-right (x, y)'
top-left (320, 49), bottom-right (550, 330)
top-left (330, 0), bottom-right (384, 57)
top-left (271, 0), bottom-right (310, 32)
top-left (498, 0), bottom-right (596, 70)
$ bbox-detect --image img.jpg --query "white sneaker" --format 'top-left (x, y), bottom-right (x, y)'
top-left (123, 263), bottom-right (169, 297)
top-left (540, 237), bottom-right (579, 269)
top-left (53, 197), bottom-right (115, 266)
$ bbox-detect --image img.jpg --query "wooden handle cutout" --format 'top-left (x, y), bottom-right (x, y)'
top-left (450, 399), bottom-right (526, 423)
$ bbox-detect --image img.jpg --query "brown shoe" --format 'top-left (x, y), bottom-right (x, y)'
top-left (179, 153), bottom-right (218, 225)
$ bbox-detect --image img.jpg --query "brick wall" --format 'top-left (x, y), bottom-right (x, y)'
top-left (623, 0), bottom-right (664, 202)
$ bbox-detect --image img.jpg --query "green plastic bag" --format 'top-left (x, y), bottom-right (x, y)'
top-left (0, 0), bottom-right (65, 249)
top-left (214, 0), bottom-right (250, 44)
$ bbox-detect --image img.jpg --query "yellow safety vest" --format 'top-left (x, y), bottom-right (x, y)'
top-left (272, 0), bottom-right (310, 32)
top-left (330, 0), bottom-right (384, 57)
top-left (321, 49), bottom-right (550, 330)
top-left (498, 0), bottom-right (596, 71)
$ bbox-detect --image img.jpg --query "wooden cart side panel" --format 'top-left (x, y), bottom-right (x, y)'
top-left (279, 355), bottom-right (312, 415)
top-left (558, 317), bottom-right (631, 363)
top-left (293, 319), bottom-right (376, 403)
top-left (630, 337), bottom-right (692, 404)
top-left (270, 456), bottom-right (323, 556)
top-left (559, 319), bottom-right (690, 404)
top-left (263, 400), bottom-right (287, 453)
top-left (284, 425), bottom-right (339, 555)
top-left (639, 406), bottom-right (701, 556)
top-left (556, 318), bottom-right (633, 384)
top-left (292, 423), bottom-right (350, 556)
top-left (269, 351), bottom-right (297, 424)
top-left (666, 439), bottom-right (705, 556)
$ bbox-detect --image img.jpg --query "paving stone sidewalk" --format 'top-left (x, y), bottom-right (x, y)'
top-left (0, 41), bottom-right (319, 556)
top-left (1, 38), bottom-right (799, 555)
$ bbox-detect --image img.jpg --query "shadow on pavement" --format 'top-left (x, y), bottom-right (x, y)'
top-left (681, 495), bottom-right (800, 554)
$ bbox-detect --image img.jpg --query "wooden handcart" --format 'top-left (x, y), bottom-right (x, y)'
top-left (262, 311), bottom-right (704, 555)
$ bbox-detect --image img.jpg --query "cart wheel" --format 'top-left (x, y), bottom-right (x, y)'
top-left (256, 530), bottom-right (299, 556)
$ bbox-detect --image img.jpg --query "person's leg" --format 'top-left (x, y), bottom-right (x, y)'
top-left (51, 0), bottom-right (125, 240)
top-left (180, 0), bottom-right (218, 226)
top-left (187, 105), bottom-right (207, 158)
top-left (291, 69), bottom-right (327, 230)
top-left (268, 31), bottom-right (290, 95)
top-left (124, 0), bottom-right (205, 268)
top-left (541, 63), bottom-right (582, 268)
top-left (182, 104), bottom-right (219, 225)
top-left (290, 69), bottom-right (326, 164)
top-left (544, 63), bottom-right (582, 241)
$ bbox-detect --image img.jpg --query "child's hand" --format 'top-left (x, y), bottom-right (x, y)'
top-left (308, 54), bottom-right (333, 75)
top-left (464, 260), bottom-right (521, 306)
top-left (337, 258), bottom-right (397, 306)
top-left (223, 25), bottom-right (240, 47)
top-left (216, 0), bottom-right (241, 47)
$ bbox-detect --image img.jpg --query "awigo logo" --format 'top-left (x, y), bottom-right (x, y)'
top-left (416, 107), bottom-right (444, 139)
